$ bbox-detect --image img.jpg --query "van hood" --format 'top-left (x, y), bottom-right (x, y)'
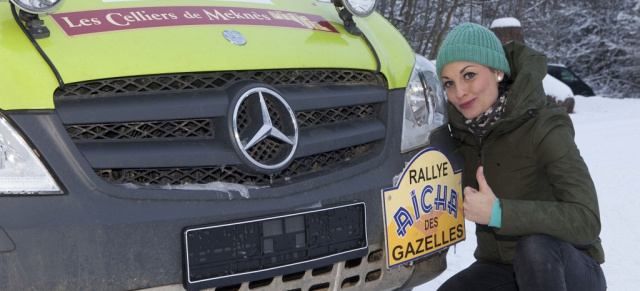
top-left (36, 0), bottom-right (377, 83)
top-left (1, 0), bottom-right (417, 110)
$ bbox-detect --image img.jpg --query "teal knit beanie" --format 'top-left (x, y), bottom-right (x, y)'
top-left (436, 23), bottom-right (511, 78)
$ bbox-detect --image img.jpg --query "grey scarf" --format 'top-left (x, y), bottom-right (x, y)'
top-left (465, 93), bottom-right (508, 136)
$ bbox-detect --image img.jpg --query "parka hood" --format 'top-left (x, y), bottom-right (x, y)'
top-left (502, 41), bottom-right (548, 118)
top-left (448, 41), bottom-right (549, 135)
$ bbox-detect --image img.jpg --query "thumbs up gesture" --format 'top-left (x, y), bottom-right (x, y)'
top-left (463, 166), bottom-right (497, 225)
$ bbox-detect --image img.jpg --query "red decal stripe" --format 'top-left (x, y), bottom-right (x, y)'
top-left (51, 6), bottom-right (339, 36)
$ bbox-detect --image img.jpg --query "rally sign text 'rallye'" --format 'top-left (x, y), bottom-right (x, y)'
top-left (382, 148), bottom-right (465, 269)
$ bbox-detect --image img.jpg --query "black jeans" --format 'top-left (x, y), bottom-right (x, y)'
top-left (437, 234), bottom-right (606, 291)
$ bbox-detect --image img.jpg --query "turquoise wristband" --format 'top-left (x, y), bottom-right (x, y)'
top-left (489, 199), bottom-right (502, 228)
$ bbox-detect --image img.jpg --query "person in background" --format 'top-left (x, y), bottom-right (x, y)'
top-left (434, 22), bottom-right (606, 291)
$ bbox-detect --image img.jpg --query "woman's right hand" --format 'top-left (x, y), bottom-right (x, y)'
top-left (463, 166), bottom-right (497, 225)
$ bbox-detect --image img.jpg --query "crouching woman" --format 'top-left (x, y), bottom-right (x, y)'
top-left (435, 23), bottom-right (606, 291)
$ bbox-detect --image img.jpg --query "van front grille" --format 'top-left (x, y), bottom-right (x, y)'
top-left (54, 69), bottom-right (388, 188)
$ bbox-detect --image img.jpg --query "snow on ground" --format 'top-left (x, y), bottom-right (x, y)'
top-left (416, 95), bottom-right (640, 290)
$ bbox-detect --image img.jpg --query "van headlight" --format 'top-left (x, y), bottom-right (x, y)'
top-left (342, 0), bottom-right (377, 17)
top-left (0, 116), bottom-right (61, 195)
top-left (401, 54), bottom-right (448, 153)
top-left (9, 0), bottom-right (64, 14)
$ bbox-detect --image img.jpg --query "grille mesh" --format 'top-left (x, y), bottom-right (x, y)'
top-left (297, 105), bottom-right (375, 127)
top-left (66, 105), bottom-right (377, 141)
top-left (66, 119), bottom-right (213, 141)
top-left (247, 138), bottom-right (283, 164)
top-left (95, 143), bottom-right (376, 186)
top-left (54, 70), bottom-right (386, 98)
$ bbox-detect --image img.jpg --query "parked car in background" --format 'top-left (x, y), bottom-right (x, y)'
top-left (547, 64), bottom-right (596, 96)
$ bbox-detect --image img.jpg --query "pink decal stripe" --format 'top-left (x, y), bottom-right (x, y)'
top-left (51, 6), bottom-right (339, 36)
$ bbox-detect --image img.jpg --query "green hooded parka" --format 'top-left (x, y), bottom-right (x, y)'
top-left (447, 41), bottom-right (604, 264)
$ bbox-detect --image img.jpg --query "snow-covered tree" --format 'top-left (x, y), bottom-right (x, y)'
top-left (378, 0), bottom-right (640, 98)
top-left (525, 0), bottom-right (639, 98)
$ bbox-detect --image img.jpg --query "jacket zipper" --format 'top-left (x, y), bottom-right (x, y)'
top-left (477, 136), bottom-right (483, 166)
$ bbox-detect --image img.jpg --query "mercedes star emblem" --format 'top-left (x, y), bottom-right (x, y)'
top-left (232, 87), bottom-right (298, 172)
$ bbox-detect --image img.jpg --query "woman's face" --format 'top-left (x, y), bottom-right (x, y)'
top-left (440, 61), bottom-right (504, 119)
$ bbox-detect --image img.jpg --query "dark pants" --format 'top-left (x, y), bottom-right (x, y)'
top-left (437, 234), bottom-right (606, 291)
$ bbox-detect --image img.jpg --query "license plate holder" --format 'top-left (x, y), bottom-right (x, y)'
top-left (183, 202), bottom-right (367, 290)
